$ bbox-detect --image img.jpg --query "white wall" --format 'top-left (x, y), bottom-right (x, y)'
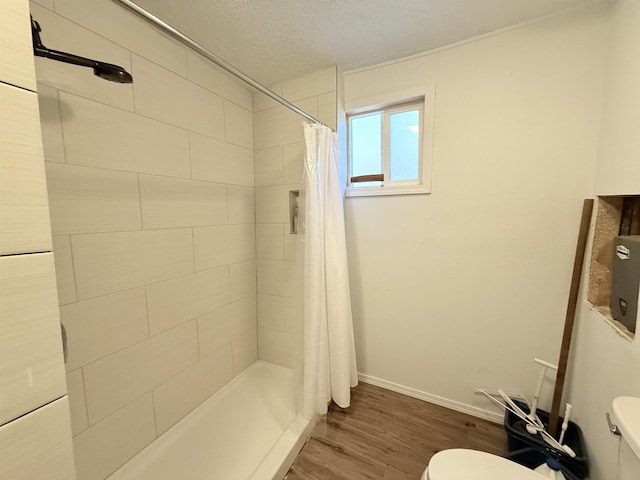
top-left (593, 0), bottom-right (640, 196)
top-left (343, 4), bottom-right (610, 420)
top-left (565, 1), bottom-right (640, 479)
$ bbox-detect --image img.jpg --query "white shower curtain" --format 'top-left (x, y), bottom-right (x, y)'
top-left (300, 122), bottom-right (358, 418)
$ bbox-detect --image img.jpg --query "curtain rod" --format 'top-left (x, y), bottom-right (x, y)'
top-left (113, 0), bottom-right (327, 127)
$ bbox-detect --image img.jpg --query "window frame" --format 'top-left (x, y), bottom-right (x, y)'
top-left (345, 86), bottom-right (435, 197)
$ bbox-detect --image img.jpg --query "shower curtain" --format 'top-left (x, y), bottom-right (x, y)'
top-left (300, 122), bottom-right (358, 418)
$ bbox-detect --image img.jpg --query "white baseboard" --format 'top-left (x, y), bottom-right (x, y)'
top-left (357, 373), bottom-right (504, 424)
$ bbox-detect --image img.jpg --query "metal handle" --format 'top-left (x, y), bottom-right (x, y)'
top-left (606, 412), bottom-right (621, 437)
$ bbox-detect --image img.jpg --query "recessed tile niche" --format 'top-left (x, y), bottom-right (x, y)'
top-left (587, 195), bottom-right (640, 339)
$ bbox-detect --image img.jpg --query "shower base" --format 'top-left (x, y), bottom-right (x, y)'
top-left (108, 361), bottom-right (314, 480)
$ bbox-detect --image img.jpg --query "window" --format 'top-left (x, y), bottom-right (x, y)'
top-left (346, 87), bottom-right (434, 197)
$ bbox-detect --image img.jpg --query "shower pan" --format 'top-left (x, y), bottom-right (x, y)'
top-left (108, 362), bottom-right (313, 480)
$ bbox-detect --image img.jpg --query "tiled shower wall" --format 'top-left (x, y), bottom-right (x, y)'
top-left (253, 68), bottom-right (338, 367)
top-left (31, 1), bottom-right (256, 478)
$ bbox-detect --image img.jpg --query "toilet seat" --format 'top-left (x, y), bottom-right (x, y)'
top-left (422, 449), bottom-right (545, 479)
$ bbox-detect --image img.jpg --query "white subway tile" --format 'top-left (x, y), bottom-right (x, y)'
top-left (255, 146), bottom-right (284, 187)
top-left (132, 55), bottom-right (224, 139)
top-left (146, 268), bottom-right (230, 335)
top-left (189, 132), bottom-right (254, 187)
top-left (153, 345), bottom-right (233, 435)
top-left (232, 329), bottom-right (257, 375)
top-left (31, 0), bottom-right (53, 8)
top-left (73, 393), bottom-right (156, 480)
top-left (283, 142), bottom-right (305, 185)
top-left (318, 91), bottom-right (338, 130)
top-left (257, 294), bottom-right (285, 331)
top-left (30, 4), bottom-right (134, 111)
top-left (281, 67), bottom-right (337, 102)
top-left (0, 1), bottom-right (36, 91)
top-left (187, 51), bottom-right (252, 110)
top-left (60, 91), bottom-right (190, 178)
top-left (198, 298), bottom-right (256, 358)
top-left (227, 185), bottom-right (255, 225)
top-left (257, 224), bottom-right (284, 260)
top-left (37, 84), bottom-right (65, 163)
top-left (252, 83), bottom-right (283, 112)
top-left (257, 260), bottom-right (297, 297)
top-left (139, 175), bottom-right (227, 229)
top-left (72, 229), bottom-right (194, 300)
top-left (0, 83), bottom-right (52, 256)
top-left (230, 260), bottom-right (256, 302)
top-left (284, 296), bottom-right (299, 333)
top-left (255, 186), bottom-right (290, 224)
top-left (284, 230), bottom-right (299, 262)
top-left (258, 328), bottom-right (292, 368)
top-left (66, 369), bottom-right (88, 435)
top-left (54, 0), bottom-right (187, 76)
top-left (61, 288), bottom-right (149, 371)
top-left (52, 235), bottom-right (77, 305)
top-left (0, 253), bottom-right (66, 426)
top-left (224, 100), bottom-right (253, 149)
top-left (83, 321), bottom-right (198, 423)
top-left (194, 225), bottom-right (255, 271)
top-left (253, 97), bottom-right (316, 149)
top-left (0, 397), bottom-right (75, 480)
top-left (46, 163), bottom-right (141, 235)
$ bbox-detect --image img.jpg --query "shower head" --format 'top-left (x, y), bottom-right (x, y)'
top-left (94, 62), bottom-right (133, 83)
top-left (31, 17), bottom-right (133, 84)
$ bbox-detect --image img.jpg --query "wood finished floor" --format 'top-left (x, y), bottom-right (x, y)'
top-left (285, 382), bottom-right (507, 480)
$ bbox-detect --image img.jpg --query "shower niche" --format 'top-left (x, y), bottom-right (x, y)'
top-left (289, 190), bottom-right (300, 234)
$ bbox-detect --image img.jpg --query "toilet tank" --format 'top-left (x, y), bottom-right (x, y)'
top-left (618, 439), bottom-right (640, 480)
top-left (612, 397), bottom-right (640, 480)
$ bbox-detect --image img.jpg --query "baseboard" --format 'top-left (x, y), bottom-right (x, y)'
top-left (357, 373), bottom-right (504, 424)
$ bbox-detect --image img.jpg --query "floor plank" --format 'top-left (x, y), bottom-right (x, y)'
top-left (285, 382), bottom-right (507, 480)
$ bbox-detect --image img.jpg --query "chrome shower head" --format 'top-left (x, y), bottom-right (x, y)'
top-left (31, 16), bottom-right (133, 84)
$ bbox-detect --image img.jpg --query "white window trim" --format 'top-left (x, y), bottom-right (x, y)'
top-left (345, 85), bottom-right (435, 198)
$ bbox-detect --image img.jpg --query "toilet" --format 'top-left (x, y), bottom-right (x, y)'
top-left (421, 396), bottom-right (640, 479)
top-left (611, 396), bottom-right (640, 480)
top-left (420, 449), bottom-right (545, 479)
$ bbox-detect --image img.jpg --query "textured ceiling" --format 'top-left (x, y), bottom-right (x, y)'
top-left (132, 0), bottom-right (599, 86)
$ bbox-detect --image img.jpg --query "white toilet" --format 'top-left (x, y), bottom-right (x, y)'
top-left (420, 449), bottom-right (546, 479)
top-left (421, 396), bottom-right (640, 480)
top-left (611, 396), bottom-right (640, 480)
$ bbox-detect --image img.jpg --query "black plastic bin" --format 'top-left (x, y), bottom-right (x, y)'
top-left (506, 448), bottom-right (581, 480)
top-left (504, 401), bottom-right (589, 479)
